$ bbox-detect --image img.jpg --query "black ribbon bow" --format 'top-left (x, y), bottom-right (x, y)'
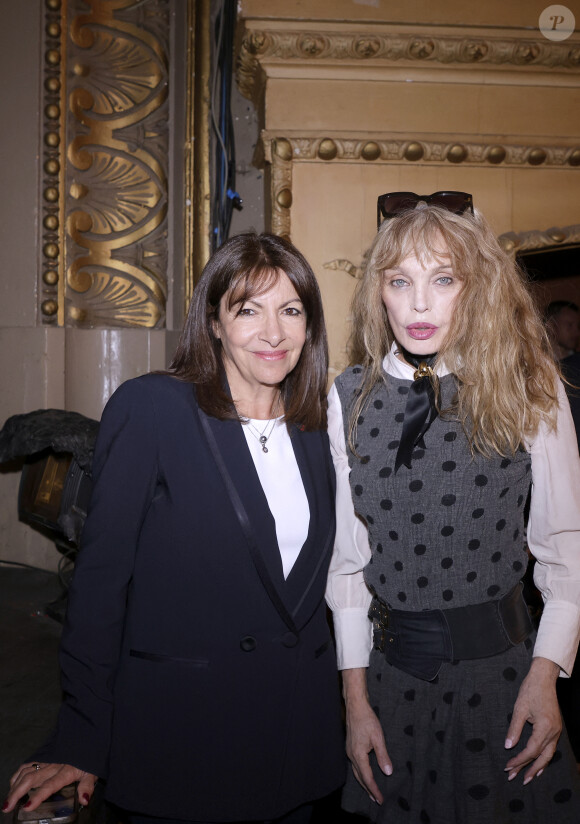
top-left (394, 349), bottom-right (439, 473)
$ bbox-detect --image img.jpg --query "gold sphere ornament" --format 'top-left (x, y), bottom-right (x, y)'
top-left (276, 188), bottom-right (292, 209)
top-left (45, 76), bottom-right (60, 93)
top-left (45, 131), bottom-right (60, 148)
top-left (46, 22), bottom-right (61, 38)
top-left (68, 306), bottom-right (87, 323)
top-left (447, 144), bottom-right (467, 163)
top-left (528, 148), bottom-right (546, 166)
top-left (43, 214), bottom-right (59, 231)
top-left (45, 104), bottom-right (60, 120)
top-left (274, 139), bottom-right (292, 161)
top-left (44, 242), bottom-right (59, 259)
top-left (404, 142), bottom-right (424, 161)
top-left (46, 0), bottom-right (62, 9)
top-left (487, 146), bottom-right (506, 164)
top-left (568, 149), bottom-right (580, 166)
top-left (46, 49), bottom-right (60, 66)
top-left (41, 299), bottom-right (58, 316)
top-left (44, 158), bottom-right (60, 175)
top-left (318, 139), bottom-right (338, 161)
top-left (361, 142), bottom-right (381, 161)
top-left (44, 186), bottom-right (59, 202)
top-left (43, 269), bottom-right (59, 286)
top-left (547, 230), bottom-right (566, 243)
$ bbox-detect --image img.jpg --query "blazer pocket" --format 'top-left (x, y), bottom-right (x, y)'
top-left (314, 639), bottom-right (331, 659)
top-left (129, 649), bottom-right (210, 667)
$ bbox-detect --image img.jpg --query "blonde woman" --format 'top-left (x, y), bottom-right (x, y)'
top-left (326, 193), bottom-right (580, 823)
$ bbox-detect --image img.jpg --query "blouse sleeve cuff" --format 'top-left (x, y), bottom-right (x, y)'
top-left (332, 607), bottom-right (373, 670)
top-left (533, 600), bottom-right (580, 677)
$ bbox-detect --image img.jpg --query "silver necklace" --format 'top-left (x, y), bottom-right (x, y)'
top-left (243, 394), bottom-right (281, 454)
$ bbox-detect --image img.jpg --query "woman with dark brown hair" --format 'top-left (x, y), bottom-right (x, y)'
top-left (4, 233), bottom-right (345, 824)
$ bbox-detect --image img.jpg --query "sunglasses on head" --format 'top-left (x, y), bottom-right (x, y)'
top-left (377, 191), bottom-right (474, 229)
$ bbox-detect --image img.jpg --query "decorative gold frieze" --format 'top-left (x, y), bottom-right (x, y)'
top-left (499, 224), bottom-right (580, 255)
top-left (263, 133), bottom-right (579, 168)
top-left (63, 0), bottom-right (169, 329)
top-left (238, 28), bottom-right (580, 100)
top-left (40, 0), bottom-right (171, 329)
top-left (263, 132), bottom-right (579, 240)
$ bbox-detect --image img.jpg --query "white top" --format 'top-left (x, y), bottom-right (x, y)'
top-left (242, 417), bottom-right (310, 579)
top-left (326, 345), bottom-right (580, 676)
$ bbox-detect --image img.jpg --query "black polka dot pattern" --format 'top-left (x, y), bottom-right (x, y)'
top-left (465, 738), bottom-right (486, 752)
top-left (468, 785), bottom-right (489, 800)
top-left (335, 369), bottom-right (577, 824)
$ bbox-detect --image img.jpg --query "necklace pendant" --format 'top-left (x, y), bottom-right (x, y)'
top-left (262, 444), bottom-right (268, 453)
top-left (259, 435), bottom-right (267, 444)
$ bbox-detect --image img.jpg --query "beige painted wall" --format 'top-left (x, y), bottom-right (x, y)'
top-left (241, 0), bottom-right (553, 27)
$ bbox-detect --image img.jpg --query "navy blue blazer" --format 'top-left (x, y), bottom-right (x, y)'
top-left (39, 374), bottom-right (345, 821)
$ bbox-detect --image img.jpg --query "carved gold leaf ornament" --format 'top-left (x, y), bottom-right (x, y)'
top-left (69, 29), bottom-right (163, 115)
top-left (69, 151), bottom-right (164, 235)
top-left (60, 0), bottom-right (170, 329)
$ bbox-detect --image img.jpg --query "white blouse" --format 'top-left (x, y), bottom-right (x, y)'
top-left (325, 346), bottom-right (580, 676)
top-left (242, 417), bottom-right (310, 579)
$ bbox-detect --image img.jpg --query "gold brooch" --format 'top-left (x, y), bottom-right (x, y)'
top-left (413, 362), bottom-right (434, 380)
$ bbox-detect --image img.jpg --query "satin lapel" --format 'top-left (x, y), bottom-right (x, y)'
top-left (195, 401), bottom-right (298, 633)
top-left (284, 427), bottom-right (336, 621)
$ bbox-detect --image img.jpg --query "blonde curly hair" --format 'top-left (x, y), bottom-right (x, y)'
top-left (348, 205), bottom-right (560, 458)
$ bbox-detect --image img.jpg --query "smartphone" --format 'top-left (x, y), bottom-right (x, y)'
top-left (14, 785), bottom-right (78, 824)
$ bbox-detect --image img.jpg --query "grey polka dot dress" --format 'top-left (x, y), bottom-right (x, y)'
top-left (335, 367), bottom-right (580, 824)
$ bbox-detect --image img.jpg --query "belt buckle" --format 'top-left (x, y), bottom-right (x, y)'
top-left (369, 598), bottom-right (389, 652)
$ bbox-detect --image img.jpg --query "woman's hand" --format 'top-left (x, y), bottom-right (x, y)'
top-left (2, 763), bottom-right (98, 814)
top-left (342, 668), bottom-right (392, 804)
top-left (504, 656), bottom-right (562, 784)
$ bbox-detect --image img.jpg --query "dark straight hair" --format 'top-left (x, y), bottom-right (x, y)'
top-left (169, 232), bottom-right (329, 430)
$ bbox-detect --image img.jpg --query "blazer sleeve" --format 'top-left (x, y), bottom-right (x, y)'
top-left (35, 378), bottom-right (159, 777)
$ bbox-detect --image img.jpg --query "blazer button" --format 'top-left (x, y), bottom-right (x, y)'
top-left (240, 635), bottom-right (257, 652)
top-left (281, 632), bottom-right (299, 648)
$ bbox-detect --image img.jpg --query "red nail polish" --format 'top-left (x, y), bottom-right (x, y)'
top-left (82, 794), bottom-right (90, 804)
top-left (23, 802), bottom-right (32, 810)
top-left (2, 801), bottom-right (9, 812)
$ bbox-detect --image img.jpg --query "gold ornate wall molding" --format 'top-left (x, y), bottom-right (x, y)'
top-left (41, 0), bottom-right (171, 329)
top-left (499, 223), bottom-right (580, 255)
top-left (238, 28), bottom-right (580, 100)
top-left (262, 132), bottom-right (580, 238)
top-left (41, 0), bottom-right (68, 323)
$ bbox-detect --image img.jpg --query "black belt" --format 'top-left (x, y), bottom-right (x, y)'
top-left (369, 582), bottom-right (533, 682)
